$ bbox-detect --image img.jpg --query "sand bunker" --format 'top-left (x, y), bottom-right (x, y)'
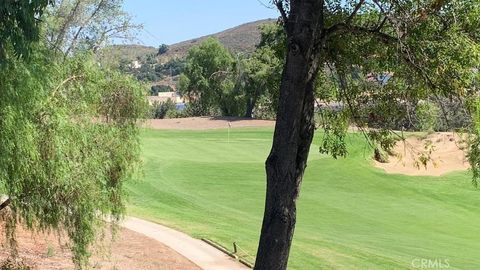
top-left (374, 132), bottom-right (470, 176)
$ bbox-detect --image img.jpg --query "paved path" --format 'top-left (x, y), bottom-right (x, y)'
top-left (121, 217), bottom-right (250, 270)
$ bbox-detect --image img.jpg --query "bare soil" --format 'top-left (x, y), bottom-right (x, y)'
top-left (374, 132), bottom-right (470, 176)
top-left (0, 224), bottom-right (200, 270)
top-left (145, 117), bottom-right (275, 130)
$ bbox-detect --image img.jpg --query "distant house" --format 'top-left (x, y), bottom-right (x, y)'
top-left (131, 60), bottom-right (142, 69)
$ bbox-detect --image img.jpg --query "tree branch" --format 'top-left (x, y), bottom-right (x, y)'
top-left (346, 0), bottom-right (366, 25)
top-left (256, 0), bottom-right (276, 9)
top-left (64, 0), bottom-right (107, 57)
top-left (324, 0), bottom-right (368, 37)
top-left (0, 198), bottom-right (11, 211)
top-left (373, 16), bottom-right (388, 32)
top-left (51, 75), bottom-right (84, 99)
top-left (274, 0), bottom-right (288, 24)
top-left (324, 23), bottom-right (397, 44)
top-left (53, 0), bottom-right (82, 52)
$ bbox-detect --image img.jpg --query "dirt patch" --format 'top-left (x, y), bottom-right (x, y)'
top-left (144, 117), bottom-right (275, 130)
top-left (0, 224), bottom-right (200, 270)
top-left (374, 132), bottom-right (470, 176)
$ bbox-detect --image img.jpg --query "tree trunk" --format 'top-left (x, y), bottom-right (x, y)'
top-left (254, 0), bottom-right (324, 269)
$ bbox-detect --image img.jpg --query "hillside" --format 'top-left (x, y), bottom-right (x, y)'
top-left (158, 19), bottom-right (276, 62)
top-left (100, 44), bottom-right (157, 65)
top-left (102, 19), bottom-right (276, 65)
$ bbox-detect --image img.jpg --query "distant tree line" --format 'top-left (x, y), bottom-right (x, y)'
top-left (178, 23), bottom-right (476, 133)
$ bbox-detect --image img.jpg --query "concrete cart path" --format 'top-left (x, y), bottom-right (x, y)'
top-left (122, 217), bottom-right (250, 270)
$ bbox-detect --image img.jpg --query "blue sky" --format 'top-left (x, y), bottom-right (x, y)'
top-left (122, 0), bottom-right (279, 47)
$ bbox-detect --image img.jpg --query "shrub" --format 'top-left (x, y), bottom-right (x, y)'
top-left (165, 109), bottom-right (184, 119)
top-left (154, 59), bottom-right (185, 77)
top-left (182, 101), bottom-right (210, 117)
top-left (157, 44), bottom-right (169, 55)
top-left (373, 147), bottom-right (389, 163)
top-left (151, 99), bottom-right (176, 119)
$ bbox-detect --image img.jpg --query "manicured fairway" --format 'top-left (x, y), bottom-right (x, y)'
top-left (127, 128), bottom-right (480, 269)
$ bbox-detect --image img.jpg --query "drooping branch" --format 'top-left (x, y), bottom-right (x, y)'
top-left (53, 75), bottom-right (84, 93)
top-left (325, 62), bottom-right (375, 149)
top-left (373, 16), bottom-right (388, 32)
top-left (398, 51), bottom-right (452, 129)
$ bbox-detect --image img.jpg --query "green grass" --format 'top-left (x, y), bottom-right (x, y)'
top-left (127, 127), bottom-right (480, 269)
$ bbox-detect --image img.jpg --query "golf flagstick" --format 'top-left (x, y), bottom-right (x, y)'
top-left (228, 122), bottom-right (231, 143)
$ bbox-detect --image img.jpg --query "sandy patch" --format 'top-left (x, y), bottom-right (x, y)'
top-left (144, 117), bottom-right (275, 130)
top-left (0, 224), bottom-right (200, 270)
top-left (374, 132), bottom-right (470, 176)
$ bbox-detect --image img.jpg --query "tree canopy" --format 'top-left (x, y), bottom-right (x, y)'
top-left (0, 1), bottom-right (147, 269)
top-left (157, 43), bottom-right (169, 55)
top-left (254, 0), bottom-right (480, 269)
top-left (0, 0), bottom-right (51, 59)
top-left (178, 37), bottom-right (242, 116)
top-left (178, 32), bottom-right (285, 118)
top-left (45, 0), bottom-right (140, 56)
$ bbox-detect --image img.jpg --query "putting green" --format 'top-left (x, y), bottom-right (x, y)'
top-left (127, 127), bottom-right (480, 269)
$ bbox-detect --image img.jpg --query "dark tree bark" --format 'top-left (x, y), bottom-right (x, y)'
top-left (0, 198), bottom-right (10, 211)
top-left (254, 0), bottom-right (324, 269)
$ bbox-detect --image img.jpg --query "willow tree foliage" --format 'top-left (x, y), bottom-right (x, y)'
top-left (0, 2), bottom-right (147, 269)
top-left (0, 0), bottom-right (52, 59)
top-left (178, 37), bottom-right (242, 116)
top-left (254, 0), bottom-right (480, 269)
top-left (241, 42), bottom-right (283, 118)
top-left (0, 46), bottom-right (146, 268)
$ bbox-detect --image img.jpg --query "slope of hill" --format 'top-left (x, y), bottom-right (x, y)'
top-left (158, 19), bottom-right (276, 62)
top-left (100, 44), bottom-right (157, 65)
top-left (102, 19), bottom-right (276, 65)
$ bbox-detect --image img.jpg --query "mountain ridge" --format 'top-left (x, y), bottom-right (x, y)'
top-left (103, 18), bottom-right (276, 64)
top-left (159, 18), bottom-right (276, 62)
